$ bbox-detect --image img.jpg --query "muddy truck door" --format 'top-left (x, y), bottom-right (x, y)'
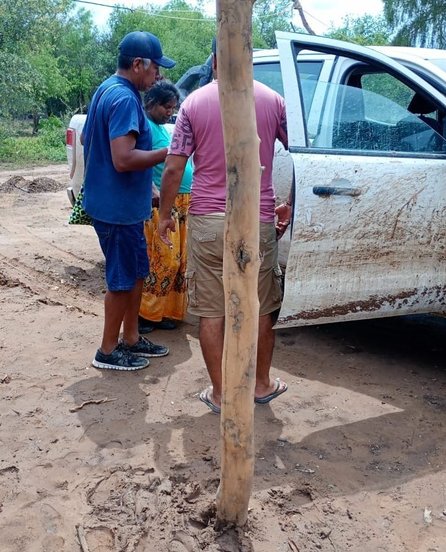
top-left (276, 32), bottom-right (446, 328)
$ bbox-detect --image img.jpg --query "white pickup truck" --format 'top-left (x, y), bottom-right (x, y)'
top-left (66, 32), bottom-right (446, 328)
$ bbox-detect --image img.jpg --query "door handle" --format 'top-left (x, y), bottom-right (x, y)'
top-left (313, 186), bottom-right (361, 197)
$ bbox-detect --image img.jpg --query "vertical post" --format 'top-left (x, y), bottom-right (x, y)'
top-left (215, 0), bottom-right (260, 528)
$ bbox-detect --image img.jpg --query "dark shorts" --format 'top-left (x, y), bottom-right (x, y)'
top-left (93, 220), bottom-right (149, 291)
top-left (186, 215), bottom-right (283, 317)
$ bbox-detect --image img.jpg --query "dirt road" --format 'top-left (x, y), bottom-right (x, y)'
top-left (0, 166), bottom-right (445, 551)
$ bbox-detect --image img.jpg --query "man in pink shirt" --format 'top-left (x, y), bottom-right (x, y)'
top-left (159, 39), bottom-right (292, 413)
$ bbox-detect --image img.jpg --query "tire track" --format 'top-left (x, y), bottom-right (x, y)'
top-left (0, 254), bottom-right (101, 317)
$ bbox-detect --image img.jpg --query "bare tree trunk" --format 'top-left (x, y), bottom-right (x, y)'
top-left (215, 0), bottom-right (260, 529)
top-left (293, 0), bottom-right (316, 35)
top-left (32, 111), bottom-right (40, 135)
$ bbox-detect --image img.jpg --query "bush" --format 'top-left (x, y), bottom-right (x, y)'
top-left (39, 116), bottom-right (66, 151)
top-left (0, 116), bottom-right (66, 165)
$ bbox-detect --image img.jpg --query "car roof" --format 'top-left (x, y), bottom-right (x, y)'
top-left (372, 46), bottom-right (446, 62)
top-left (253, 45), bottom-right (446, 63)
top-left (253, 48), bottom-right (332, 62)
top-left (252, 44), bottom-right (446, 92)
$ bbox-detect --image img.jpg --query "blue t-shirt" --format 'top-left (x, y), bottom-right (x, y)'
top-left (82, 75), bottom-right (152, 224)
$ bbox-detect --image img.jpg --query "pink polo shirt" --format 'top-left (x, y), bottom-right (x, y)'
top-left (168, 80), bottom-right (288, 223)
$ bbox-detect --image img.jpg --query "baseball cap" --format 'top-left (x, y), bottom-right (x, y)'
top-left (118, 31), bottom-right (176, 69)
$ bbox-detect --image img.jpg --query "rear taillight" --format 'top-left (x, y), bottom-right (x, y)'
top-left (66, 128), bottom-right (75, 147)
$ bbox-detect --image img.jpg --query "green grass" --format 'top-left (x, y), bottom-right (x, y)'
top-left (0, 116), bottom-right (67, 166)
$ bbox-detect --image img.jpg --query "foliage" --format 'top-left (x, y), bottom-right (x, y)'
top-left (27, 48), bottom-right (71, 132)
top-left (326, 14), bottom-right (391, 46)
top-left (39, 116), bottom-right (66, 149)
top-left (0, 53), bottom-right (36, 118)
top-left (383, 0), bottom-right (446, 47)
top-left (0, 0), bottom-right (74, 123)
top-left (252, 0), bottom-right (294, 48)
top-left (0, 116), bottom-right (66, 164)
top-left (0, 0), bottom-right (442, 166)
top-left (0, 0), bottom-right (72, 52)
top-left (55, 9), bottom-right (109, 114)
top-left (105, 1), bottom-right (216, 83)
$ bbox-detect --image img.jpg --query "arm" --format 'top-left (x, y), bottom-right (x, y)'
top-left (110, 133), bottom-right (167, 172)
top-left (158, 154), bottom-right (188, 246)
top-left (275, 197), bottom-right (292, 239)
top-left (274, 101), bottom-right (291, 239)
top-left (152, 182), bottom-right (160, 208)
top-left (278, 101), bottom-right (288, 151)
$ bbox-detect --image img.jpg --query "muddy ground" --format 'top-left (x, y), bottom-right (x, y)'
top-left (0, 165), bottom-right (445, 552)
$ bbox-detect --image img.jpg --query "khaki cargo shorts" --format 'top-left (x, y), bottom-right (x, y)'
top-left (186, 214), bottom-right (283, 318)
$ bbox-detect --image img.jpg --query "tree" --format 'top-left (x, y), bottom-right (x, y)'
top-left (27, 49), bottom-right (70, 132)
top-left (383, 0), bottom-right (446, 47)
top-left (293, 0), bottom-right (316, 34)
top-left (252, 0), bottom-right (294, 48)
top-left (326, 14), bottom-right (391, 46)
top-left (56, 9), bottom-right (108, 114)
top-left (0, 0), bottom-right (73, 121)
top-left (105, 1), bottom-right (215, 83)
top-left (0, 0), bottom-right (72, 52)
top-left (0, 54), bottom-right (35, 119)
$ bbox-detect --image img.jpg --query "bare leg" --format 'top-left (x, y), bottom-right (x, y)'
top-left (101, 289), bottom-right (132, 354)
top-left (255, 313), bottom-right (278, 398)
top-left (100, 279), bottom-right (144, 354)
top-left (200, 313), bottom-right (282, 407)
top-left (199, 316), bottom-right (224, 406)
top-left (122, 278), bottom-right (144, 346)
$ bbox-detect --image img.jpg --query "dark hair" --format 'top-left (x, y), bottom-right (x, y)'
top-left (212, 37), bottom-right (217, 56)
top-left (144, 80), bottom-right (180, 108)
top-left (117, 53), bottom-right (137, 70)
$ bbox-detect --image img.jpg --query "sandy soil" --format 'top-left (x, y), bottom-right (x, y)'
top-left (0, 166), bottom-right (445, 552)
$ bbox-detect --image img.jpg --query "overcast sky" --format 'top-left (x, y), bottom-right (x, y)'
top-left (300, 0), bottom-right (384, 33)
top-left (80, 0), bottom-right (384, 35)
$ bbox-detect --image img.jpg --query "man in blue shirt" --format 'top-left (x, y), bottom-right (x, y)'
top-left (82, 31), bottom-right (176, 371)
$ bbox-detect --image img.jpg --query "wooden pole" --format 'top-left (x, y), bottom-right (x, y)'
top-left (215, 0), bottom-right (260, 528)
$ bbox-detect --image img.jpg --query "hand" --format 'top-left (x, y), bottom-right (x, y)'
top-left (275, 202), bottom-right (292, 240)
top-left (158, 216), bottom-right (176, 247)
top-left (157, 147), bottom-right (168, 162)
top-left (275, 219), bottom-right (290, 239)
top-left (151, 183), bottom-right (160, 209)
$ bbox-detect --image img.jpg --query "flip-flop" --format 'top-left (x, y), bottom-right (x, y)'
top-left (254, 378), bottom-right (288, 404)
top-left (199, 387), bottom-right (221, 414)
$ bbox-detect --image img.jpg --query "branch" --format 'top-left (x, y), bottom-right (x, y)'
top-left (293, 1), bottom-right (316, 35)
top-left (76, 524), bottom-right (90, 552)
top-left (69, 397), bottom-right (117, 412)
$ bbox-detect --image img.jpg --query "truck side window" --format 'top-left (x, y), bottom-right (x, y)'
top-left (308, 64), bottom-right (446, 154)
top-left (253, 62), bottom-right (284, 96)
top-left (295, 61), bottom-right (323, 116)
top-left (253, 60), bottom-right (323, 117)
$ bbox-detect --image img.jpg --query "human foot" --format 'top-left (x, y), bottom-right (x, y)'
top-left (199, 387), bottom-right (221, 414)
top-left (255, 378), bottom-right (288, 404)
